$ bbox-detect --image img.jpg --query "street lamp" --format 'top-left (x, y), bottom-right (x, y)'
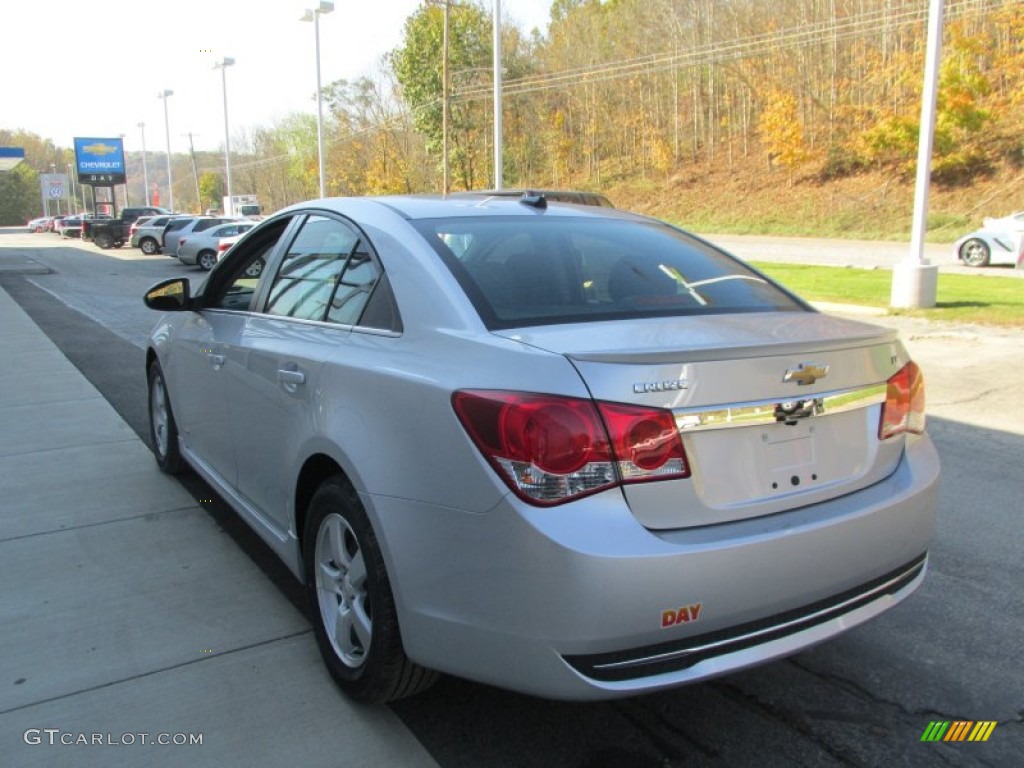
top-left (158, 89), bottom-right (175, 211)
top-left (138, 122), bottom-right (151, 206)
top-left (214, 57), bottom-right (235, 213)
top-left (300, 1), bottom-right (334, 199)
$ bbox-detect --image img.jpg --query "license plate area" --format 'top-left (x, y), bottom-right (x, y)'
top-left (763, 422), bottom-right (817, 491)
top-left (685, 410), bottom-right (877, 510)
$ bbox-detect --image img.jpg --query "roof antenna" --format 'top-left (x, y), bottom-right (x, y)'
top-left (519, 191), bottom-right (547, 209)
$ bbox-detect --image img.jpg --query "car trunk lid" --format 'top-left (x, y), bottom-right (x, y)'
top-left (494, 311), bottom-right (911, 529)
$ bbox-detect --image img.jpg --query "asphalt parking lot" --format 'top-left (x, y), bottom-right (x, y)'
top-left (0, 228), bottom-right (1021, 767)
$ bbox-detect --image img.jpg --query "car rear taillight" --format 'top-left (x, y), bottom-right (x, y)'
top-left (453, 391), bottom-right (689, 506)
top-left (879, 361), bottom-right (925, 439)
top-left (597, 402), bottom-right (689, 482)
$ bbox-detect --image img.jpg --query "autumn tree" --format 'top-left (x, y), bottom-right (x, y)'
top-left (391, 2), bottom-right (493, 190)
top-left (758, 89), bottom-right (808, 180)
top-left (198, 171), bottom-right (224, 212)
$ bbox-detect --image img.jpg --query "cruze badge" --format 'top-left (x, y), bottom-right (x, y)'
top-left (783, 363), bottom-right (829, 386)
top-left (633, 379), bottom-right (689, 394)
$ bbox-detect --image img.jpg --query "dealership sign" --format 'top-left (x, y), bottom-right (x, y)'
top-left (73, 137), bottom-right (126, 185)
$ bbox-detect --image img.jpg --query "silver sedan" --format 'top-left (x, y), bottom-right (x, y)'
top-left (176, 221), bottom-right (256, 270)
top-left (143, 194), bottom-right (939, 703)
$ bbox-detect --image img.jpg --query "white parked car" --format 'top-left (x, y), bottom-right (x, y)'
top-left (953, 211), bottom-right (1024, 267)
top-left (26, 216), bottom-right (51, 233)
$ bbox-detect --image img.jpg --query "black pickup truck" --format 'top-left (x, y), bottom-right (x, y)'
top-left (82, 206), bottom-right (172, 249)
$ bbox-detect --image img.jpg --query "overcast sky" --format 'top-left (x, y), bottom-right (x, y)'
top-left (3, 0), bottom-right (554, 153)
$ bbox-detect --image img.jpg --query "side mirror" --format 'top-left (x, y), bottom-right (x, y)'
top-left (144, 278), bottom-right (192, 311)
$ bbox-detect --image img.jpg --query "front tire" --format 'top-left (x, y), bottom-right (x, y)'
top-left (303, 477), bottom-right (437, 703)
top-left (959, 238), bottom-right (990, 267)
top-left (148, 362), bottom-right (184, 474)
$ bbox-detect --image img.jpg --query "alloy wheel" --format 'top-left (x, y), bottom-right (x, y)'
top-left (314, 513), bottom-right (372, 669)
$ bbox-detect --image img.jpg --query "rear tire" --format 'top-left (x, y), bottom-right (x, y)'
top-left (197, 250), bottom-right (217, 271)
top-left (303, 477), bottom-right (438, 703)
top-left (95, 232), bottom-right (114, 249)
top-left (140, 238), bottom-right (160, 255)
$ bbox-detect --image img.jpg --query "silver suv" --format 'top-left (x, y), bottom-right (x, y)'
top-left (133, 215), bottom-right (181, 254)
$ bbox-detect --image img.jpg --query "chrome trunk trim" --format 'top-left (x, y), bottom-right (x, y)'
top-left (673, 382), bottom-right (887, 433)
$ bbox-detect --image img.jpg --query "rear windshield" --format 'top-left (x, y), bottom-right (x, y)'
top-left (413, 217), bottom-right (807, 329)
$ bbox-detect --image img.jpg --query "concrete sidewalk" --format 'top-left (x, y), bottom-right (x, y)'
top-left (0, 284), bottom-right (437, 767)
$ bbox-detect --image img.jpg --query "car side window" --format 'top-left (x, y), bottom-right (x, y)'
top-left (325, 238), bottom-right (382, 326)
top-left (265, 216), bottom-right (366, 323)
top-left (204, 218), bottom-right (292, 312)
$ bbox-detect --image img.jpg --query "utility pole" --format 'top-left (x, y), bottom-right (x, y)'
top-left (138, 122), bottom-right (151, 206)
top-left (492, 0), bottom-right (502, 189)
top-left (443, 0), bottom-right (450, 194)
top-left (185, 133), bottom-right (202, 212)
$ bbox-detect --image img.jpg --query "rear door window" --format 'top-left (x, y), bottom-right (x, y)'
top-left (194, 218), bottom-right (232, 233)
top-left (264, 215), bottom-right (383, 325)
top-left (163, 218), bottom-right (192, 242)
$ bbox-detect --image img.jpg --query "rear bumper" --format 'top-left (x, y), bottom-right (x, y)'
top-left (563, 553), bottom-right (925, 683)
top-left (369, 433), bottom-right (939, 700)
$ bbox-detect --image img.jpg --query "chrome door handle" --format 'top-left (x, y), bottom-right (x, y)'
top-left (277, 369), bottom-right (306, 386)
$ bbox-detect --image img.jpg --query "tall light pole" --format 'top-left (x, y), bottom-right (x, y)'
top-left (891, 0), bottom-right (942, 309)
top-left (300, 2), bottom-right (334, 199)
top-left (138, 122), bottom-right (150, 206)
top-left (214, 57), bottom-right (235, 213)
top-left (158, 90), bottom-right (175, 211)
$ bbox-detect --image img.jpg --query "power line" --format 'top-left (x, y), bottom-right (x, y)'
top-left (452, 0), bottom-right (989, 102)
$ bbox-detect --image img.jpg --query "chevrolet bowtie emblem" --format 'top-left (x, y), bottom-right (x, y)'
top-left (82, 143), bottom-right (118, 155)
top-left (783, 363), bottom-right (829, 386)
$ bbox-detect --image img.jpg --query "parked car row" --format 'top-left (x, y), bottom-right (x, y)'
top-left (24, 213), bottom-right (113, 237)
top-left (58, 213), bottom-right (114, 238)
top-left (125, 213), bottom-right (250, 270)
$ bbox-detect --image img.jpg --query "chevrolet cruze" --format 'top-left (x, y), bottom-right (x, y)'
top-left (143, 193), bottom-right (939, 703)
